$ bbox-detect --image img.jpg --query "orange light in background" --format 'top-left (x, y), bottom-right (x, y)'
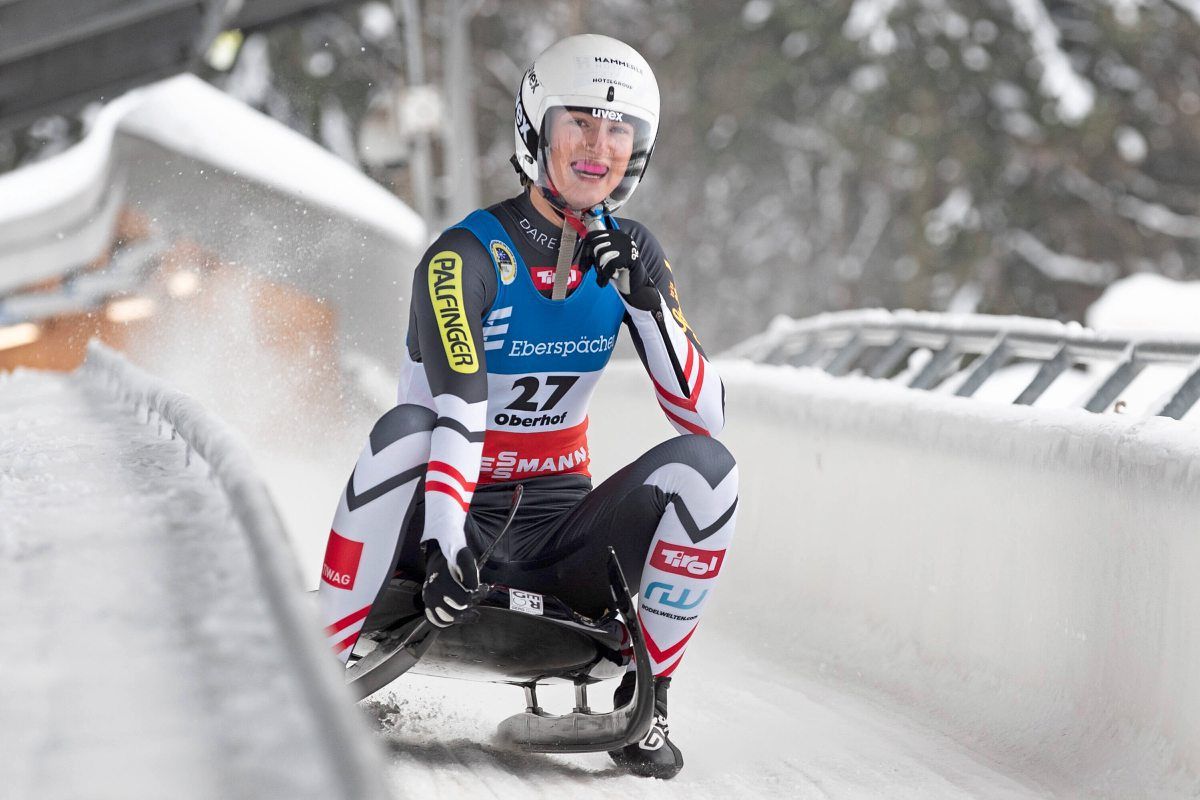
top-left (166, 270), bottom-right (201, 298)
top-left (106, 296), bottom-right (157, 323)
top-left (0, 323), bottom-right (40, 351)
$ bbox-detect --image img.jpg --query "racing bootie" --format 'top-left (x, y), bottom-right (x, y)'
top-left (608, 672), bottom-right (683, 779)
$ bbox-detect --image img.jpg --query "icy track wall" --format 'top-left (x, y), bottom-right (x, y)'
top-left (589, 359), bottom-right (1200, 786)
top-left (81, 341), bottom-right (393, 800)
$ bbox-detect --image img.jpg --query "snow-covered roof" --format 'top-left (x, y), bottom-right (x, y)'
top-left (0, 74), bottom-right (425, 296)
top-left (118, 74), bottom-right (424, 246)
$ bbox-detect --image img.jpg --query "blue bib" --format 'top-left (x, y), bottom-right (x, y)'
top-left (451, 210), bottom-right (626, 376)
top-left (449, 209), bottom-right (627, 484)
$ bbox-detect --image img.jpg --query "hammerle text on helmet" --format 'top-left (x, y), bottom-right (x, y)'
top-left (593, 56), bottom-right (643, 75)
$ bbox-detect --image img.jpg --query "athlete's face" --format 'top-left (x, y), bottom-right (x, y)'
top-left (544, 108), bottom-right (635, 210)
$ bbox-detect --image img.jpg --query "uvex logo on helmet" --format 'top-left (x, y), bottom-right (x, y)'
top-left (592, 109), bottom-right (624, 122)
top-left (514, 93), bottom-right (535, 158)
top-left (515, 96), bottom-right (532, 137)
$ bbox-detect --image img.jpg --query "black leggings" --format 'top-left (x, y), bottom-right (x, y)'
top-left (390, 435), bottom-right (736, 617)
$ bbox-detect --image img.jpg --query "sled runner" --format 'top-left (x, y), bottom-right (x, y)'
top-left (344, 542), bottom-right (656, 754)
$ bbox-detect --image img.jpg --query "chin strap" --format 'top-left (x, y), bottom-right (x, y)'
top-left (539, 178), bottom-right (616, 300)
top-left (548, 194), bottom-right (599, 301)
top-left (551, 218), bottom-right (579, 301)
top-left (538, 182), bottom-right (569, 215)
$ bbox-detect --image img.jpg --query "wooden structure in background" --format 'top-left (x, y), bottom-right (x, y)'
top-left (0, 209), bottom-right (340, 390)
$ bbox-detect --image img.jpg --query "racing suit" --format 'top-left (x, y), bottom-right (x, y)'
top-left (318, 189), bottom-right (737, 677)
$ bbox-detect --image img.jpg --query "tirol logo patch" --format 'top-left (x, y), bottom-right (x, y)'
top-left (428, 250), bottom-right (478, 373)
top-left (650, 540), bottom-right (725, 579)
top-left (491, 240), bottom-right (517, 285)
top-left (322, 530), bottom-right (364, 590)
top-left (531, 265), bottom-right (581, 289)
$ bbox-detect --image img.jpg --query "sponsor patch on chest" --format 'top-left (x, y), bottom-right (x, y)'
top-left (491, 240), bottom-right (517, 285)
top-left (531, 265), bottom-right (582, 290)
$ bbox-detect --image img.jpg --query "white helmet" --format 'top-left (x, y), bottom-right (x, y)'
top-left (513, 34), bottom-right (661, 214)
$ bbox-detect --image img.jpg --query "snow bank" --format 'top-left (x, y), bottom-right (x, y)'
top-left (81, 341), bottom-right (393, 800)
top-left (1088, 273), bottom-right (1200, 335)
top-left (588, 359), bottom-right (1200, 795)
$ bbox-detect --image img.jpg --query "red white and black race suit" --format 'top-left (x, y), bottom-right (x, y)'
top-left (319, 190), bottom-right (737, 677)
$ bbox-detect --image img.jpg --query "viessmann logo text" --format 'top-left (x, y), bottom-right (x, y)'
top-left (507, 334), bottom-right (616, 358)
top-left (481, 445), bottom-right (588, 480)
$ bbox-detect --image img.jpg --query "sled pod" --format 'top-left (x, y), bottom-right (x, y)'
top-left (495, 549), bottom-right (657, 753)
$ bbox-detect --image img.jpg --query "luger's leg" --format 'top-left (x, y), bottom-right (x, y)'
top-left (317, 404), bottom-right (434, 662)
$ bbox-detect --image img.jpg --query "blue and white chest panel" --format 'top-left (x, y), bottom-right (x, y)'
top-left (453, 210), bottom-right (625, 484)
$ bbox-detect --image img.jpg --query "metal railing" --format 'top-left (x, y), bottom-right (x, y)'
top-left (82, 340), bottom-right (394, 800)
top-left (722, 309), bottom-right (1200, 419)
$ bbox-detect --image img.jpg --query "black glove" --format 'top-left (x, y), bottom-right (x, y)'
top-left (422, 544), bottom-right (480, 628)
top-left (579, 229), bottom-right (659, 310)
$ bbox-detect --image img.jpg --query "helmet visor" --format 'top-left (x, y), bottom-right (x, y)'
top-left (537, 104), bottom-right (654, 214)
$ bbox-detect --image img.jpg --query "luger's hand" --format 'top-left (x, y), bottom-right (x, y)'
top-left (422, 545), bottom-right (480, 628)
top-left (580, 228), bottom-right (639, 285)
top-left (579, 229), bottom-right (658, 310)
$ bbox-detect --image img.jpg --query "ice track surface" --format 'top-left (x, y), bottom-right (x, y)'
top-left (0, 370), bottom-right (345, 800)
top-left (5, 360), bottom-right (1193, 799)
top-left (362, 635), bottom-right (1044, 799)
